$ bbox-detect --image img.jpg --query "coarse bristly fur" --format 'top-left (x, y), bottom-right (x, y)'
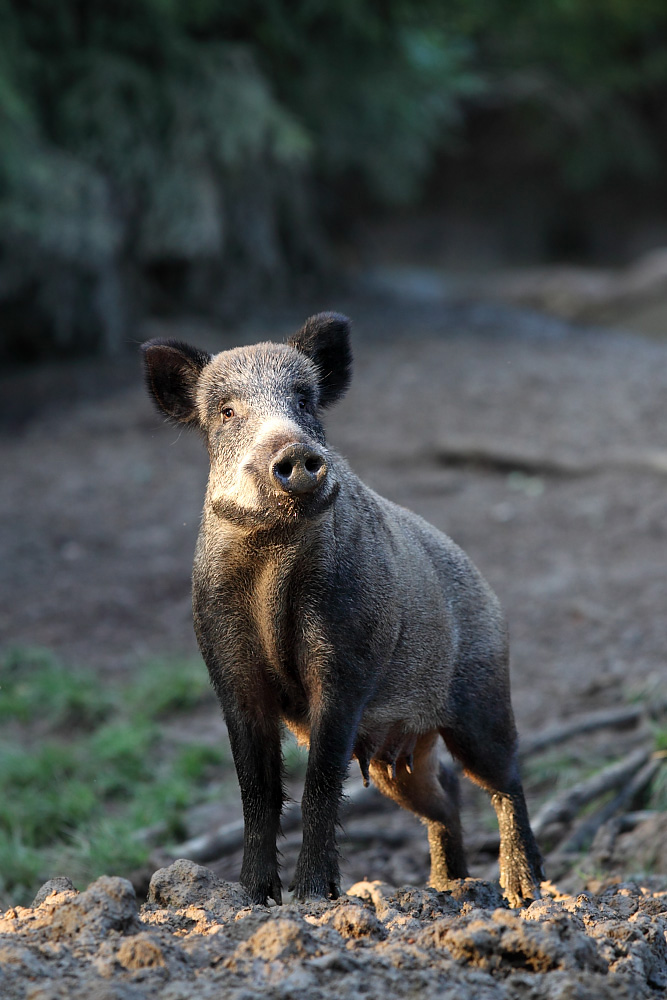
top-left (141, 311), bottom-right (544, 907)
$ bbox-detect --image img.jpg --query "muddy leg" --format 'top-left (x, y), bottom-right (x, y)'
top-left (491, 779), bottom-right (544, 908)
top-left (441, 719), bottom-right (543, 907)
top-left (223, 701), bottom-right (284, 906)
top-left (369, 732), bottom-right (468, 889)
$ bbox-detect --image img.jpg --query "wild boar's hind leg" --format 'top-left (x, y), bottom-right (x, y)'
top-left (491, 780), bottom-right (545, 909)
top-left (440, 682), bottom-right (544, 907)
top-left (369, 732), bottom-right (468, 888)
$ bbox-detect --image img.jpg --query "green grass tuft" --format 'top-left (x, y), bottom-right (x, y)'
top-left (125, 657), bottom-right (214, 718)
top-left (0, 646), bottom-right (112, 728)
top-left (0, 647), bottom-right (229, 906)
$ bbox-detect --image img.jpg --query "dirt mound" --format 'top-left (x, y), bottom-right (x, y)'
top-left (1, 860), bottom-right (665, 999)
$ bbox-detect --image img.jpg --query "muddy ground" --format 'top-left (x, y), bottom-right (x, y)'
top-left (0, 861), bottom-right (666, 999)
top-left (1, 287), bottom-right (666, 995)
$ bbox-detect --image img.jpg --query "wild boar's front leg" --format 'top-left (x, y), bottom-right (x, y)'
top-left (215, 675), bottom-right (285, 906)
top-left (290, 697), bottom-right (360, 901)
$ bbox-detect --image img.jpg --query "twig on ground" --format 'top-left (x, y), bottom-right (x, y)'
top-left (163, 778), bottom-right (379, 863)
top-left (434, 438), bottom-right (667, 478)
top-left (519, 699), bottom-right (667, 757)
top-left (615, 809), bottom-right (661, 832)
top-left (557, 756), bottom-right (662, 854)
top-left (531, 747), bottom-right (651, 840)
top-left (593, 809), bottom-right (661, 855)
top-left (281, 821), bottom-right (408, 851)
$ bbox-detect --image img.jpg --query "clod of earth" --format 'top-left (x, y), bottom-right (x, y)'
top-left (0, 860), bottom-right (665, 999)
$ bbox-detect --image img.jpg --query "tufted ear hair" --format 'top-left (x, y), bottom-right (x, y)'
top-left (287, 312), bottom-right (352, 408)
top-left (141, 339), bottom-right (211, 425)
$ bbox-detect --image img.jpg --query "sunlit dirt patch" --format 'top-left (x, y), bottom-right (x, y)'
top-left (0, 861), bottom-right (665, 999)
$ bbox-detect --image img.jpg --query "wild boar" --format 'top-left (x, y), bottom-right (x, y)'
top-left (141, 312), bottom-right (544, 907)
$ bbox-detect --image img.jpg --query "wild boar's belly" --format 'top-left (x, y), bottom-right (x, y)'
top-left (348, 518), bottom-right (464, 730)
top-left (359, 627), bottom-right (457, 735)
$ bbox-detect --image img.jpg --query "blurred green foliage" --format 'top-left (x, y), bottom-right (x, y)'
top-left (0, 647), bottom-right (225, 904)
top-left (447, 0), bottom-right (667, 188)
top-left (2, 0), bottom-right (667, 357)
top-left (0, 0), bottom-right (473, 357)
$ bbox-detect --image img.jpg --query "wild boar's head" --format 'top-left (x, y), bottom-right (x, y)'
top-left (141, 312), bottom-right (352, 530)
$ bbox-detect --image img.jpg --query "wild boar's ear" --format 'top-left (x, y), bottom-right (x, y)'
top-left (287, 312), bottom-right (352, 407)
top-left (141, 339), bottom-right (211, 425)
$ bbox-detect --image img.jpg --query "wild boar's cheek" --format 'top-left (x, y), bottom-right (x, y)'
top-left (225, 459), bottom-right (263, 511)
top-left (207, 446), bottom-right (264, 514)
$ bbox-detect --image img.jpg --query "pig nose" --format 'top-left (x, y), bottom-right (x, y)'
top-left (270, 443), bottom-right (327, 495)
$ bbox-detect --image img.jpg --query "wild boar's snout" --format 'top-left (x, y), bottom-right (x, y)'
top-left (270, 442), bottom-right (327, 495)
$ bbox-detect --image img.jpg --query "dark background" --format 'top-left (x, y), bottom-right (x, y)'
top-left (3, 0), bottom-right (667, 362)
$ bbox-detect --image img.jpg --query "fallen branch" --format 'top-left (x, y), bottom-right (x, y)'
top-left (164, 778), bottom-right (379, 863)
top-left (604, 810), bottom-right (660, 839)
top-left (531, 747), bottom-right (651, 839)
top-left (434, 438), bottom-right (667, 478)
top-left (281, 821), bottom-right (409, 851)
top-left (519, 705), bottom-right (645, 757)
top-left (548, 810), bottom-right (661, 871)
top-left (557, 755), bottom-right (661, 854)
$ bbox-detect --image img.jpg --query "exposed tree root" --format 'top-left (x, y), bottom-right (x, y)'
top-left (434, 437), bottom-right (667, 477)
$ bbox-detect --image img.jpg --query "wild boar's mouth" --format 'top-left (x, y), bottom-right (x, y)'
top-left (210, 480), bottom-right (340, 529)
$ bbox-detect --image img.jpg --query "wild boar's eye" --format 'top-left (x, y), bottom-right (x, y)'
top-left (221, 406), bottom-right (235, 422)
